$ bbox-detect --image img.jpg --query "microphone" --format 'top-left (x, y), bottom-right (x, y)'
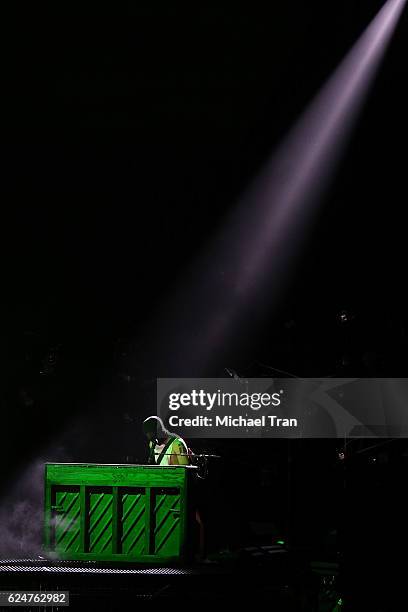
top-left (224, 367), bottom-right (246, 384)
top-left (225, 367), bottom-right (240, 380)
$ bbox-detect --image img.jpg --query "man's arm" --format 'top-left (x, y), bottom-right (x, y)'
top-left (169, 438), bottom-right (190, 465)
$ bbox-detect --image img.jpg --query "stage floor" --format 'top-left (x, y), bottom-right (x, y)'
top-left (0, 558), bottom-right (210, 575)
top-left (0, 549), bottom-right (337, 610)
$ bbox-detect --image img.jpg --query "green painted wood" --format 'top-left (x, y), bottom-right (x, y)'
top-left (153, 488), bottom-right (181, 556)
top-left (120, 488), bottom-right (145, 556)
top-left (144, 487), bottom-right (153, 555)
top-left (88, 488), bottom-right (113, 554)
top-left (80, 485), bottom-right (87, 553)
top-left (112, 487), bottom-right (119, 554)
top-left (43, 465), bottom-right (52, 550)
top-left (44, 464), bottom-right (196, 562)
top-left (53, 487), bottom-right (81, 554)
top-left (46, 464), bottom-right (190, 487)
top-left (179, 466), bottom-right (189, 557)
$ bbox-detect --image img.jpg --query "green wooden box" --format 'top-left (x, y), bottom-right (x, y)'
top-left (43, 463), bottom-right (197, 563)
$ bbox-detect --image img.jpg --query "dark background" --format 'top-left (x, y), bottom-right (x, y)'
top-left (1, 1), bottom-right (407, 587)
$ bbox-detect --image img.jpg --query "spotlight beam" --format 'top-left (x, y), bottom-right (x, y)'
top-left (152, 0), bottom-right (406, 374)
top-left (237, 0), bottom-right (407, 295)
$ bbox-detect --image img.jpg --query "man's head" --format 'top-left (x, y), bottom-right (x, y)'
top-left (142, 416), bottom-right (168, 442)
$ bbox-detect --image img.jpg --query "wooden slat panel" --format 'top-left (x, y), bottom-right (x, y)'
top-left (45, 464), bottom-right (193, 488)
top-left (53, 487), bottom-right (81, 554)
top-left (120, 488), bottom-right (145, 556)
top-left (88, 488), bottom-right (113, 554)
top-left (153, 488), bottom-right (181, 556)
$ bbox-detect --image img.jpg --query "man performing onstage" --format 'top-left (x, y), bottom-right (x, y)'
top-left (142, 416), bottom-right (190, 466)
top-left (142, 416), bottom-right (206, 560)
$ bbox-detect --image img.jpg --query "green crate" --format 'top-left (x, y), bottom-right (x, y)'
top-left (44, 463), bottom-right (197, 563)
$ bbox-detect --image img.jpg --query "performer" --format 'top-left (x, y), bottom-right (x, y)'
top-left (142, 415), bottom-right (206, 560)
top-left (142, 416), bottom-right (190, 465)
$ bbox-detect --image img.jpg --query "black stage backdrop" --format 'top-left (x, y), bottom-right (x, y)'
top-left (1, 4), bottom-right (408, 603)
